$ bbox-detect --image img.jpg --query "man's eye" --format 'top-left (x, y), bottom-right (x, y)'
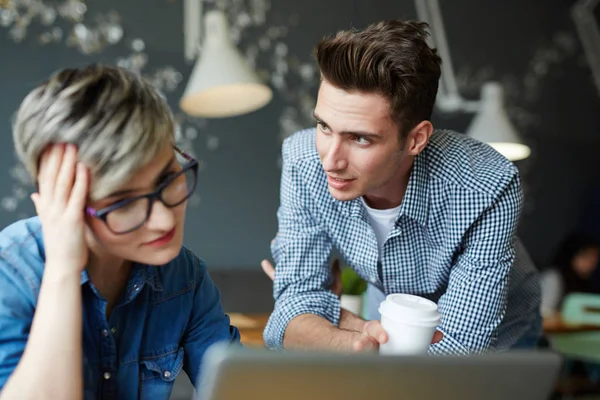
top-left (317, 122), bottom-right (331, 133)
top-left (354, 135), bottom-right (370, 145)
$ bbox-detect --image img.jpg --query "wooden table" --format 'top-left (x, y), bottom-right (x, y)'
top-left (234, 312), bottom-right (600, 343)
top-left (229, 312), bottom-right (271, 347)
top-left (543, 313), bottom-right (600, 334)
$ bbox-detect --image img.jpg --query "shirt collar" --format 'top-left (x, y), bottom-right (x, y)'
top-left (335, 148), bottom-right (429, 227)
top-left (79, 262), bottom-right (163, 292)
top-left (397, 148), bottom-right (429, 227)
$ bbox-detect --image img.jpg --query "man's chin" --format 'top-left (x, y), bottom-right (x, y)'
top-left (327, 186), bottom-right (361, 202)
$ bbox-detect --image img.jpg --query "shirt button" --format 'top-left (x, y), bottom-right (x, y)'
top-left (102, 329), bottom-right (109, 337)
top-left (133, 284), bottom-right (140, 292)
top-left (111, 327), bottom-right (117, 334)
top-left (163, 371), bottom-right (171, 379)
top-left (103, 372), bottom-right (111, 380)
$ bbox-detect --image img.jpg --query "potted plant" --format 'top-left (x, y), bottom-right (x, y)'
top-left (340, 267), bottom-right (368, 316)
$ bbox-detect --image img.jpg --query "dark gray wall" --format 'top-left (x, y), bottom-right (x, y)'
top-left (0, 0), bottom-right (597, 269)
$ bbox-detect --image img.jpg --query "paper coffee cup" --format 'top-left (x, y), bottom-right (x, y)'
top-left (378, 293), bottom-right (440, 355)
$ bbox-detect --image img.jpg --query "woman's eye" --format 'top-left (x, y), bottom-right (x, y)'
top-left (110, 198), bottom-right (129, 206)
top-left (158, 170), bottom-right (179, 185)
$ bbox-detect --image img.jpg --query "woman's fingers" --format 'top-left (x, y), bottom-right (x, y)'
top-left (66, 162), bottom-right (89, 217)
top-left (36, 143), bottom-right (88, 219)
top-left (38, 144), bottom-right (65, 199)
top-left (54, 144), bottom-right (77, 205)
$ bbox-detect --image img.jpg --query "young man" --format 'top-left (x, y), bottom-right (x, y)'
top-left (263, 20), bottom-right (540, 354)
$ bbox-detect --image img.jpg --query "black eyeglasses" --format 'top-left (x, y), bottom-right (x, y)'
top-left (86, 146), bottom-right (198, 234)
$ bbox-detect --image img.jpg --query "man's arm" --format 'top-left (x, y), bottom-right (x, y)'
top-left (339, 309), bottom-right (367, 332)
top-left (282, 315), bottom-right (361, 350)
top-left (430, 172), bottom-right (523, 355)
top-left (263, 136), bottom-right (359, 351)
top-left (262, 257), bottom-right (366, 335)
top-left (262, 256), bottom-right (389, 351)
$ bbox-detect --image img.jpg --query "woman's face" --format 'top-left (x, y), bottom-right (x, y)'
top-left (572, 247), bottom-right (600, 278)
top-left (85, 145), bottom-right (190, 266)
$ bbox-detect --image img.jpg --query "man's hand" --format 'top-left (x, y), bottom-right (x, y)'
top-left (353, 320), bottom-right (444, 352)
top-left (261, 257), bottom-right (343, 298)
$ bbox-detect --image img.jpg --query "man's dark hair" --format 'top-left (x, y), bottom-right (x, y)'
top-left (315, 20), bottom-right (442, 139)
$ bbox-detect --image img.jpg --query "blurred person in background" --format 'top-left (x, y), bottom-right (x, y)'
top-left (540, 232), bottom-right (600, 317)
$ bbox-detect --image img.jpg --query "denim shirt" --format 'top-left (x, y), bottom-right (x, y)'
top-left (0, 217), bottom-right (240, 399)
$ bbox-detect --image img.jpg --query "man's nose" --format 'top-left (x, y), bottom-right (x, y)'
top-left (322, 138), bottom-right (348, 172)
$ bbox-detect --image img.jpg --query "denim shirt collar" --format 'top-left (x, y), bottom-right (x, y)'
top-left (80, 263), bottom-right (163, 292)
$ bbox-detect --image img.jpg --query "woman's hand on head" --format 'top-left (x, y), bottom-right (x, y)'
top-left (31, 143), bottom-right (90, 275)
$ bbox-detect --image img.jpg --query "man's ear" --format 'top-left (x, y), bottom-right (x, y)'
top-left (404, 121), bottom-right (433, 156)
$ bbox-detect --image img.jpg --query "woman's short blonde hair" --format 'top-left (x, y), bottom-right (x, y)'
top-left (13, 64), bottom-right (175, 200)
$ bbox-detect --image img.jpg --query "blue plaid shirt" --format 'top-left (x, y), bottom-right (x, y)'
top-left (264, 128), bottom-right (540, 354)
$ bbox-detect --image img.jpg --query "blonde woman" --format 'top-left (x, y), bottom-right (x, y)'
top-left (0, 65), bottom-right (240, 400)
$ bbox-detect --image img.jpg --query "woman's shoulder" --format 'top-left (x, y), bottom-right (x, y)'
top-left (155, 246), bottom-right (209, 289)
top-left (0, 217), bottom-right (46, 318)
top-left (0, 217), bottom-right (46, 295)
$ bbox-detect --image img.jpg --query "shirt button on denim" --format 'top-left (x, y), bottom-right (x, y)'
top-left (163, 371), bottom-right (171, 379)
top-left (102, 329), bottom-right (109, 337)
top-left (103, 372), bottom-right (111, 380)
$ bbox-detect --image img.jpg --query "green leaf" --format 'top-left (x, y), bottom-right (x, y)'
top-left (341, 267), bottom-right (367, 295)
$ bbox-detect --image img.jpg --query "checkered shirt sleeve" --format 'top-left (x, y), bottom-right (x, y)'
top-left (263, 138), bottom-right (339, 349)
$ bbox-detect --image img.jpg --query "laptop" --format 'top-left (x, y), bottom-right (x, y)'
top-left (196, 343), bottom-right (562, 400)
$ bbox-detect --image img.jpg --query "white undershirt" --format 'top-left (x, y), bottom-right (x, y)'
top-left (360, 197), bottom-right (402, 260)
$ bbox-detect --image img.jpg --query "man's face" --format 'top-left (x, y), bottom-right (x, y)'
top-left (314, 80), bottom-right (412, 203)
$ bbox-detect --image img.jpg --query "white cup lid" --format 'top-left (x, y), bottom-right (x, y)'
top-left (379, 293), bottom-right (440, 325)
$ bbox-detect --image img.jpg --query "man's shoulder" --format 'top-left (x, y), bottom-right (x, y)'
top-left (280, 128), bottom-right (329, 201)
top-left (427, 130), bottom-right (520, 196)
top-left (281, 128), bottom-right (320, 166)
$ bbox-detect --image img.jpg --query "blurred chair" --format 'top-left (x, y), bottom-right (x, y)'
top-left (547, 293), bottom-right (600, 397)
top-left (562, 293), bottom-right (600, 326)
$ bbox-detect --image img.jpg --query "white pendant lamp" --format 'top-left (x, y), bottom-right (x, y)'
top-left (415, 0), bottom-right (531, 161)
top-left (466, 82), bottom-right (531, 161)
top-left (180, 9), bottom-right (273, 118)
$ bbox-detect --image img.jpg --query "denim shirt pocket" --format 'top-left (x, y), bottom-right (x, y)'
top-left (139, 347), bottom-right (184, 400)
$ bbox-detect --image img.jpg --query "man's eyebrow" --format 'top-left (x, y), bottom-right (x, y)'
top-left (313, 112), bottom-right (382, 138)
top-left (105, 156), bottom-right (176, 198)
top-left (313, 112), bottom-right (327, 125)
